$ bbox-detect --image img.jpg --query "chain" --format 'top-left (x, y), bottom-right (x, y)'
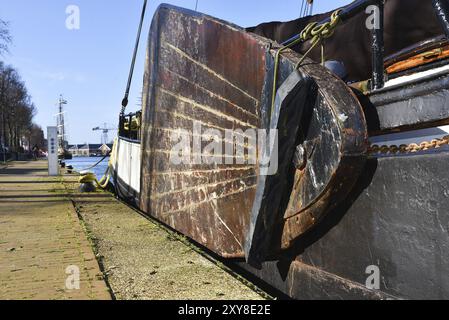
top-left (300, 10), bottom-right (342, 46)
top-left (369, 135), bottom-right (449, 156)
top-left (296, 9), bottom-right (342, 68)
top-left (272, 9), bottom-right (449, 159)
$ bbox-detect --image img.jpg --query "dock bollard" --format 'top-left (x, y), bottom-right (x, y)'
top-left (79, 171), bottom-right (97, 193)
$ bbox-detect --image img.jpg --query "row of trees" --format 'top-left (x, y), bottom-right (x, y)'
top-left (1, 19), bottom-right (44, 154)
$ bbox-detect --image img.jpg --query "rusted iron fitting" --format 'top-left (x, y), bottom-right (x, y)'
top-left (293, 144), bottom-right (307, 170)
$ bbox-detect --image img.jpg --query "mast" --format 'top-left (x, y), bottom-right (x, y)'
top-left (56, 95), bottom-right (68, 154)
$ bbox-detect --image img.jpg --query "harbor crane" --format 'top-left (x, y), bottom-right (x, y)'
top-left (92, 123), bottom-right (118, 145)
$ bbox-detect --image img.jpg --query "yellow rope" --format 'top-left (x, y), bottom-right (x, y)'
top-left (78, 172), bottom-right (101, 186)
top-left (78, 138), bottom-right (118, 190)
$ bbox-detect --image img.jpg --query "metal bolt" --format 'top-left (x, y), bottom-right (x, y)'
top-left (293, 144), bottom-right (307, 170)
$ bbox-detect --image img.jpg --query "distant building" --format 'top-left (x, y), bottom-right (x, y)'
top-left (67, 144), bottom-right (89, 157)
top-left (98, 144), bottom-right (112, 155)
top-left (67, 144), bottom-right (113, 157)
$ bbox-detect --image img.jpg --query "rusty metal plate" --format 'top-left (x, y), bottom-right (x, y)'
top-left (139, 4), bottom-right (368, 259)
top-left (140, 5), bottom-right (267, 258)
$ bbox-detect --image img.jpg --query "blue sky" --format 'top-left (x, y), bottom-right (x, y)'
top-left (0, 0), bottom-right (351, 144)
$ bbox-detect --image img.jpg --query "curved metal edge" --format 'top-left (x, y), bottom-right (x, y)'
top-left (277, 51), bottom-right (369, 252)
top-left (244, 70), bottom-right (315, 268)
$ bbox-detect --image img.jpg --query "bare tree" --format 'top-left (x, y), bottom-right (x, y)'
top-left (1, 20), bottom-right (41, 157)
top-left (0, 19), bottom-right (11, 55)
top-left (1, 19), bottom-right (39, 156)
top-left (28, 124), bottom-right (45, 150)
top-left (0, 62), bottom-right (38, 153)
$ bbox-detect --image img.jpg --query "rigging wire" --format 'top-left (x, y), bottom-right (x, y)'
top-left (300, 0), bottom-right (314, 17)
top-left (309, 1), bottom-right (314, 16)
top-left (121, 0), bottom-right (148, 115)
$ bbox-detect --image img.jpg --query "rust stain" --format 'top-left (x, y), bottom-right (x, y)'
top-left (157, 181), bottom-right (256, 213)
top-left (150, 167), bottom-right (255, 176)
top-left (150, 175), bottom-right (257, 200)
top-left (159, 87), bottom-right (257, 128)
top-left (162, 42), bottom-right (259, 102)
top-left (162, 67), bottom-right (260, 119)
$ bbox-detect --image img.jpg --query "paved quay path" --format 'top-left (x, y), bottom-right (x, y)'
top-left (0, 161), bottom-right (111, 300)
top-left (0, 161), bottom-right (266, 300)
